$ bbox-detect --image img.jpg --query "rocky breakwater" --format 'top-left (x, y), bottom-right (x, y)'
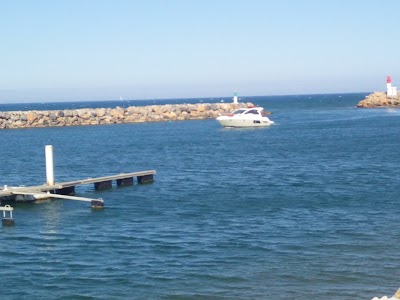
top-left (357, 92), bottom-right (400, 108)
top-left (0, 102), bottom-right (253, 129)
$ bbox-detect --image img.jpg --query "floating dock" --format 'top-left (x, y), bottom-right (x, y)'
top-left (0, 145), bottom-right (156, 225)
top-left (0, 170), bottom-right (156, 199)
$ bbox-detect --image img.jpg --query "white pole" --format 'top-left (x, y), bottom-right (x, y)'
top-left (45, 145), bottom-right (54, 185)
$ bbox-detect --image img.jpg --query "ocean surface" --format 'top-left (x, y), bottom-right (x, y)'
top-left (1, 93), bottom-right (399, 300)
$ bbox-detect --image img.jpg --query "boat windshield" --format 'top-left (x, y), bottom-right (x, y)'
top-left (232, 109), bottom-right (247, 115)
top-left (245, 109), bottom-right (261, 115)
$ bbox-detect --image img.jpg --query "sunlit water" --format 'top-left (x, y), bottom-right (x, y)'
top-left (1, 93), bottom-right (399, 299)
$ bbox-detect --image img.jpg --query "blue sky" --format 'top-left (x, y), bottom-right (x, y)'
top-left (1, 0), bottom-right (399, 102)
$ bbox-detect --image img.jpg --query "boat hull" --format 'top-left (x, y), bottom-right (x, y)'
top-left (216, 116), bottom-right (274, 128)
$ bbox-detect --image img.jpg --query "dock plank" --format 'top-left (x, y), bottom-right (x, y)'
top-left (58, 170), bottom-right (156, 188)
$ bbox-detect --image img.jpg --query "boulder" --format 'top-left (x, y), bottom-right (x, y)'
top-left (26, 112), bottom-right (38, 122)
top-left (96, 108), bottom-right (106, 117)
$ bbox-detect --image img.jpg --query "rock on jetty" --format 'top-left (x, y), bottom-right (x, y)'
top-left (357, 92), bottom-right (400, 108)
top-left (0, 102), bottom-right (254, 129)
top-left (371, 288), bottom-right (400, 300)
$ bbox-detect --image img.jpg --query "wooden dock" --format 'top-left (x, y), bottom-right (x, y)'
top-left (0, 170), bottom-right (156, 199)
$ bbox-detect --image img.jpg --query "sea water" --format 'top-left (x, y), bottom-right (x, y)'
top-left (1, 93), bottom-right (399, 299)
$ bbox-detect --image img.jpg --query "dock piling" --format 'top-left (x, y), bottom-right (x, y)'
top-left (45, 145), bottom-right (55, 185)
top-left (116, 177), bottom-right (134, 187)
top-left (55, 186), bottom-right (75, 196)
top-left (94, 180), bottom-right (113, 190)
top-left (1, 205), bottom-right (15, 226)
top-left (138, 174), bottom-right (154, 184)
top-left (91, 199), bottom-right (104, 209)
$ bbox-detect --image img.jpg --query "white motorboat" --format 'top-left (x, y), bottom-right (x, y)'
top-left (216, 107), bottom-right (274, 128)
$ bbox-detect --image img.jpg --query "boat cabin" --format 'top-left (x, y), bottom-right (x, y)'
top-left (232, 107), bottom-right (266, 117)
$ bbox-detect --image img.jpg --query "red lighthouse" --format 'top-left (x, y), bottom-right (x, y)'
top-left (387, 75), bottom-right (397, 97)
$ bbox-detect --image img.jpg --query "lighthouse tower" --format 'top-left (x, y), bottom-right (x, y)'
top-left (233, 91), bottom-right (238, 104)
top-left (387, 76), bottom-right (397, 97)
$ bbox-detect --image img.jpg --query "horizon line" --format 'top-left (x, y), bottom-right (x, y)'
top-left (0, 91), bottom-right (372, 105)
